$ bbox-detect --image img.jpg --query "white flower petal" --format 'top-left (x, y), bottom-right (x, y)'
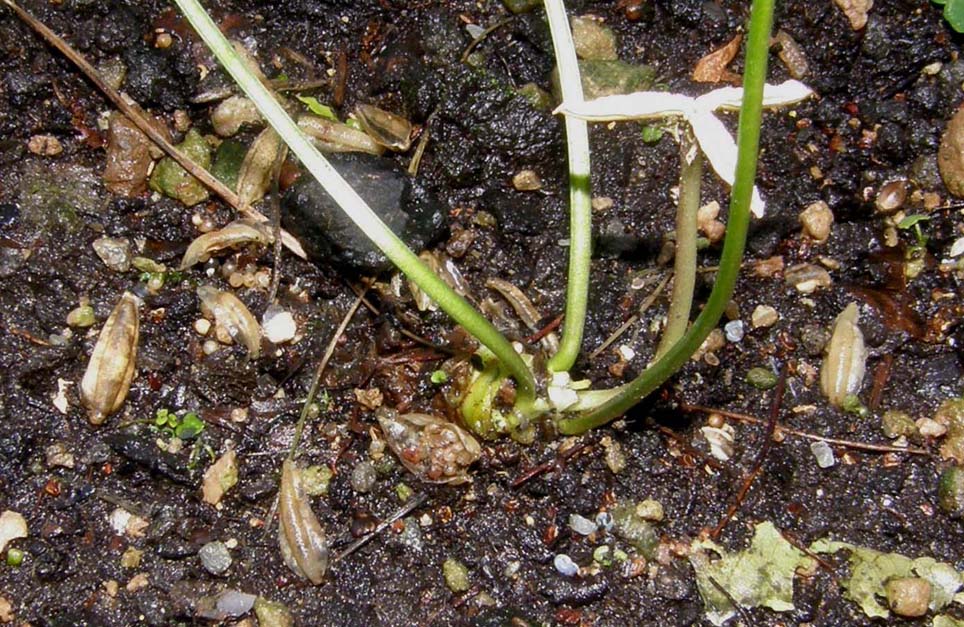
top-left (690, 110), bottom-right (766, 217)
top-left (556, 92), bottom-right (695, 121)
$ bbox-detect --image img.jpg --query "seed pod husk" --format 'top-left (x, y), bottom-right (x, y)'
top-left (376, 407), bottom-right (481, 484)
top-left (278, 459), bottom-right (328, 584)
top-left (297, 115), bottom-right (385, 156)
top-left (180, 219), bottom-right (273, 270)
top-left (80, 292), bottom-right (140, 425)
top-left (354, 104), bottom-right (413, 152)
top-left (820, 302), bottom-right (867, 407)
top-left (236, 128), bottom-right (284, 208)
top-left (197, 286), bottom-right (262, 358)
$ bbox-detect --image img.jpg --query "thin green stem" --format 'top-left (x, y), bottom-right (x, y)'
top-left (544, 0), bottom-right (592, 374)
top-left (173, 0), bottom-right (536, 406)
top-left (558, 0), bottom-right (776, 434)
top-left (655, 131), bottom-right (701, 359)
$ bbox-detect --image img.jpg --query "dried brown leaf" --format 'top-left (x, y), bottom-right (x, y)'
top-left (278, 459), bottom-right (328, 584)
top-left (693, 34), bottom-right (742, 84)
top-left (80, 292), bottom-right (140, 425)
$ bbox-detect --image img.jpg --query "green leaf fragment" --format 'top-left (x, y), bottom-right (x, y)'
top-left (149, 129), bottom-right (211, 206)
top-left (175, 412), bottom-right (205, 440)
top-left (944, 0), bottom-right (964, 33)
top-left (810, 539), bottom-right (964, 619)
top-left (690, 522), bottom-right (808, 626)
top-left (897, 213), bottom-right (930, 230)
top-left (296, 96), bottom-right (338, 121)
top-left (936, 615), bottom-right (964, 627)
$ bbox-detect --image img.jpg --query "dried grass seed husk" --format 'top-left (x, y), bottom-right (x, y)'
top-left (197, 286), bottom-right (262, 358)
top-left (376, 408), bottom-right (482, 484)
top-left (278, 459), bottom-right (329, 584)
top-left (820, 302), bottom-right (867, 407)
top-left (354, 104), bottom-right (413, 152)
top-left (180, 219), bottom-right (273, 269)
top-left (80, 291), bottom-right (140, 425)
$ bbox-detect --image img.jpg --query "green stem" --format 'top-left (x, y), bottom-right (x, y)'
top-left (558, 0), bottom-right (775, 434)
top-left (543, 0), bottom-right (592, 374)
top-left (655, 131), bottom-right (701, 359)
top-left (173, 0), bottom-right (536, 406)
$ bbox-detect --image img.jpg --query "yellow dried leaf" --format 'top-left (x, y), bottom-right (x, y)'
top-left (820, 303), bottom-right (867, 407)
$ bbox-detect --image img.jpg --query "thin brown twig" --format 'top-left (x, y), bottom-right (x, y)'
top-left (510, 441), bottom-right (591, 488)
top-left (267, 145), bottom-right (288, 304)
top-left (332, 492), bottom-right (428, 563)
top-left (288, 285), bottom-right (369, 460)
top-left (589, 272), bottom-right (670, 360)
top-left (680, 403), bottom-right (932, 456)
top-left (521, 314), bottom-right (563, 345)
top-left (711, 364), bottom-right (787, 539)
top-left (2, 0), bottom-right (306, 257)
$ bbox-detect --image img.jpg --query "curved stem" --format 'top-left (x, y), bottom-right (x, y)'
top-left (655, 131), bottom-right (701, 359)
top-left (544, 0), bottom-right (592, 374)
top-left (558, 0), bottom-right (776, 434)
top-left (173, 0), bottom-right (536, 405)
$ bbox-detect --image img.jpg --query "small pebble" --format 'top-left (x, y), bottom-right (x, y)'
top-left (92, 237), bottom-right (132, 273)
top-left (916, 417), bottom-right (947, 438)
top-left (442, 557), bottom-right (471, 593)
top-left (351, 461), bottom-right (377, 493)
top-left (262, 305), bottom-right (296, 344)
top-left (885, 577), bottom-right (931, 618)
top-left (198, 540), bottom-right (232, 575)
top-left (635, 499), bottom-right (664, 522)
top-left (751, 305), bottom-right (779, 328)
top-left (511, 170), bottom-right (542, 191)
top-left (568, 514), bottom-right (598, 536)
top-left (799, 201), bottom-right (834, 242)
top-left (785, 263), bottom-right (832, 293)
top-left (746, 367), bottom-right (778, 390)
top-left (595, 511), bottom-right (614, 532)
top-left (875, 180), bottom-right (907, 214)
top-left (554, 553), bottom-right (579, 577)
top-left (194, 319), bottom-right (211, 335)
top-left (66, 305), bottom-right (96, 328)
top-left (810, 441), bottom-right (836, 468)
top-left (45, 442), bottom-right (74, 469)
top-left (724, 320), bottom-right (744, 343)
top-left (27, 134), bottom-right (63, 156)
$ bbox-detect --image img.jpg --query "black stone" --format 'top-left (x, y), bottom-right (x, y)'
top-left (282, 153), bottom-right (448, 272)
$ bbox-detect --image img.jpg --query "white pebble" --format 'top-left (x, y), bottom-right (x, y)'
top-left (262, 305), bottom-right (297, 344)
top-left (751, 305), bottom-right (779, 328)
top-left (568, 514), bottom-right (598, 536)
top-left (554, 553), bottom-right (579, 577)
top-left (810, 441), bottom-right (836, 468)
top-left (724, 320), bottom-right (745, 343)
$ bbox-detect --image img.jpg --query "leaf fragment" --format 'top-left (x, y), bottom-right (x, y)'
top-left (690, 521), bottom-right (808, 626)
top-left (692, 34), bottom-right (742, 83)
top-left (278, 460), bottom-right (328, 584)
top-left (236, 128), bottom-right (284, 208)
top-left (80, 292), bottom-right (140, 425)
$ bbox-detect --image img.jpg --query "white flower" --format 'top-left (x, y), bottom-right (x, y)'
top-left (555, 80), bottom-right (814, 218)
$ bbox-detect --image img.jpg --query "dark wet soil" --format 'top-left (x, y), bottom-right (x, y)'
top-left (1, 0), bottom-right (963, 625)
